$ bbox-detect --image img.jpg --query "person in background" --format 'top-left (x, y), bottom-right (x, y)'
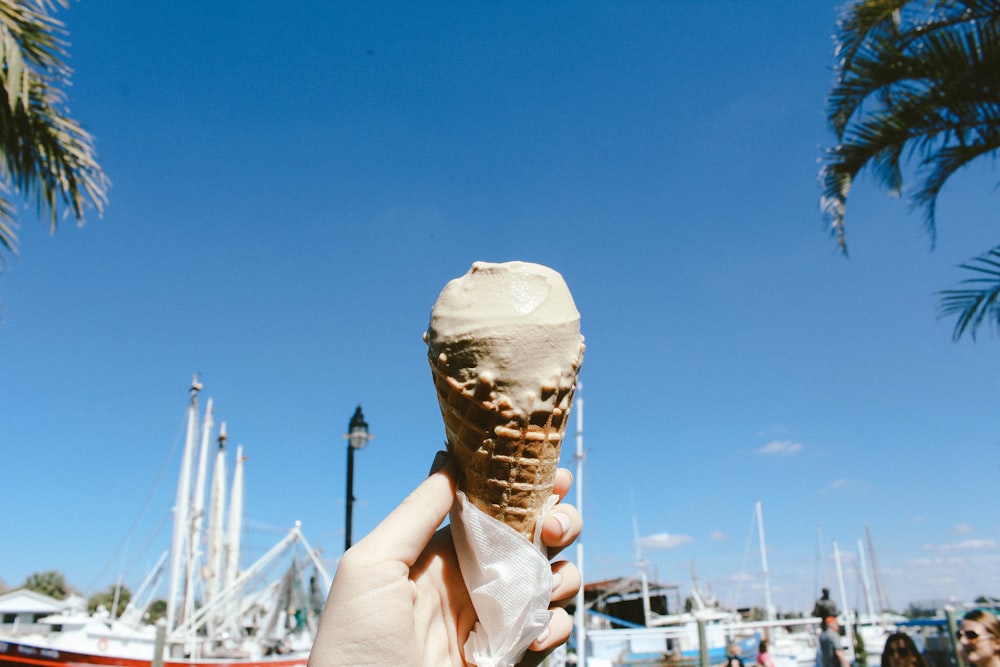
top-left (882, 632), bottom-right (927, 667)
top-left (819, 616), bottom-right (851, 667)
top-left (727, 643), bottom-right (746, 667)
top-left (813, 588), bottom-right (839, 621)
top-left (757, 639), bottom-right (776, 667)
top-left (957, 609), bottom-right (1000, 667)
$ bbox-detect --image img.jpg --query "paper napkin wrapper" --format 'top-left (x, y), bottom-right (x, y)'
top-left (450, 491), bottom-right (556, 667)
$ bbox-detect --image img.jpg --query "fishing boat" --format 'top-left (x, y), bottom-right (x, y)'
top-left (0, 378), bottom-right (331, 667)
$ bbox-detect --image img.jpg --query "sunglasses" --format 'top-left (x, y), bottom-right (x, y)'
top-left (957, 630), bottom-right (986, 641)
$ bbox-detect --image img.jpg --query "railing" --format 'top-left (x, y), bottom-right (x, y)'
top-left (585, 617), bottom-right (824, 667)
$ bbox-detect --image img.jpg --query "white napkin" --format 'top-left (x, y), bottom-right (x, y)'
top-left (450, 491), bottom-right (556, 667)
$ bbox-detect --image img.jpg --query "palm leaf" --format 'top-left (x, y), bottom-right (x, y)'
top-left (821, 0), bottom-right (1000, 253)
top-left (937, 246), bottom-right (1000, 340)
top-left (0, 0), bottom-right (108, 271)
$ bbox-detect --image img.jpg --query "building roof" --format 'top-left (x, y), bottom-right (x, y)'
top-left (0, 589), bottom-right (65, 614)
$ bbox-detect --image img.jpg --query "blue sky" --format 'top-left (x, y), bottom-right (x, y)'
top-left (2, 2), bottom-right (1000, 615)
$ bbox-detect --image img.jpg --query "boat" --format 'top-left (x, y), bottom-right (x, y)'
top-left (741, 501), bottom-right (820, 667)
top-left (726, 504), bottom-right (907, 667)
top-left (0, 378), bottom-right (332, 667)
top-left (583, 576), bottom-right (760, 667)
top-left (582, 553), bottom-right (760, 667)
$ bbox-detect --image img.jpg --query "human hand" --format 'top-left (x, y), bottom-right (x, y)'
top-left (307, 451), bottom-right (583, 667)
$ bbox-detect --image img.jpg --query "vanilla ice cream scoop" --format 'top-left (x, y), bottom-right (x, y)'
top-left (424, 260), bottom-right (585, 540)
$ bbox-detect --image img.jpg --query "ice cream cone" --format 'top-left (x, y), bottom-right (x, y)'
top-left (429, 355), bottom-right (578, 540)
top-left (425, 261), bottom-right (584, 541)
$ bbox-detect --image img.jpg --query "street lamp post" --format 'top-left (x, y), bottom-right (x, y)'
top-left (344, 405), bottom-right (371, 551)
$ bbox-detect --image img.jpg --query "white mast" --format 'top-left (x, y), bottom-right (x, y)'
top-left (191, 398), bottom-right (214, 556)
top-left (817, 525), bottom-right (829, 594)
top-left (226, 444), bottom-right (244, 588)
top-left (120, 550), bottom-right (169, 625)
top-left (573, 385), bottom-right (586, 666)
top-left (223, 444), bottom-right (245, 637)
top-left (205, 422), bottom-right (229, 635)
top-left (864, 524), bottom-right (889, 613)
top-left (857, 538), bottom-right (876, 619)
top-left (833, 541), bottom-right (856, 662)
top-left (167, 377), bottom-right (201, 633)
top-left (186, 398), bottom-right (214, 631)
top-left (630, 500), bottom-right (651, 627)
top-left (756, 500), bottom-right (775, 622)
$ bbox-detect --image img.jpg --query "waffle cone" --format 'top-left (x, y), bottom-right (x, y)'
top-left (430, 358), bottom-right (576, 541)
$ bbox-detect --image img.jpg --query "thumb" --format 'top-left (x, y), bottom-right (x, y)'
top-left (352, 451), bottom-right (457, 565)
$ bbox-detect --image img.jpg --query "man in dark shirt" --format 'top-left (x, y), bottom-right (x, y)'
top-left (812, 588), bottom-right (839, 620)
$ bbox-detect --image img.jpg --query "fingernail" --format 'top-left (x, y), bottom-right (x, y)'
top-left (553, 512), bottom-right (571, 537)
top-left (551, 571), bottom-right (562, 592)
top-left (428, 450), bottom-right (449, 475)
top-left (534, 627), bottom-right (550, 648)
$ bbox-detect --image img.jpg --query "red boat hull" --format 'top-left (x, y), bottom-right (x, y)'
top-left (0, 640), bottom-right (308, 667)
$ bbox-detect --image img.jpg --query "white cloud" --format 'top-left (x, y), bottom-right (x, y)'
top-left (937, 539), bottom-right (999, 552)
top-left (637, 532), bottom-right (694, 550)
top-left (820, 478), bottom-right (854, 494)
top-left (756, 440), bottom-right (804, 456)
top-left (711, 530), bottom-right (729, 541)
top-left (954, 523), bottom-right (975, 535)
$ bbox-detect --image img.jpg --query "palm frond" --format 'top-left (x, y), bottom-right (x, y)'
top-left (910, 130), bottom-right (1000, 232)
top-left (937, 246), bottom-right (1000, 340)
top-left (0, 0), bottom-right (108, 270)
top-left (821, 0), bottom-right (1000, 253)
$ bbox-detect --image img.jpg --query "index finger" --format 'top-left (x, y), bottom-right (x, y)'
top-left (351, 452), bottom-right (458, 565)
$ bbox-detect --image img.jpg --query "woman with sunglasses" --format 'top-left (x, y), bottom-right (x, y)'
top-left (881, 632), bottom-right (927, 667)
top-left (958, 610), bottom-right (1000, 667)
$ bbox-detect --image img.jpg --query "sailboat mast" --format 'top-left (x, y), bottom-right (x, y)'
top-left (226, 444), bottom-right (244, 588)
top-left (632, 512), bottom-right (651, 627)
top-left (755, 500), bottom-right (774, 622)
top-left (167, 377), bottom-right (201, 634)
top-left (185, 398), bottom-right (214, 631)
top-left (816, 525), bottom-right (829, 595)
top-left (191, 398), bottom-right (214, 558)
top-left (857, 538), bottom-right (876, 618)
top-left (864, 524), bottom-right (890, 613)
top-left (833, 541), bottom-right (856, 662)
top-left (206, 423), bottom-right (229, 617)
top-left (223, 444), bottom-right (245, 637)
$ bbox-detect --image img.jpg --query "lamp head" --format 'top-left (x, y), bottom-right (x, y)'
top-left (348, 405), bottom-right (370, 450)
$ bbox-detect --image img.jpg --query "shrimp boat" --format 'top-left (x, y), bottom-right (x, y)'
top-left (0, 378), bottom-right (332, 667)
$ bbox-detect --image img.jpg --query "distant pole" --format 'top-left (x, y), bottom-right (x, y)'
top-left (152, 618), bottom-right (166, 667)
top-left (864, 524), bottom-right (890, 613)
top-left (574, 383), bottom-right (586, 666)
top-left (817, 525), bottom-right (828, 592)
top-left (756, 500), bottom-right (774, 622)
top-left (698, 618), bottom-right (709, 667)
top-left (344, 406), bottom-right (371, 551)
top-left (946, 609), bottom-right (962, 667)
top-left (857, 538), bottom-right (876, 619)
top-left (345, 442), bottom-right (355, 551)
